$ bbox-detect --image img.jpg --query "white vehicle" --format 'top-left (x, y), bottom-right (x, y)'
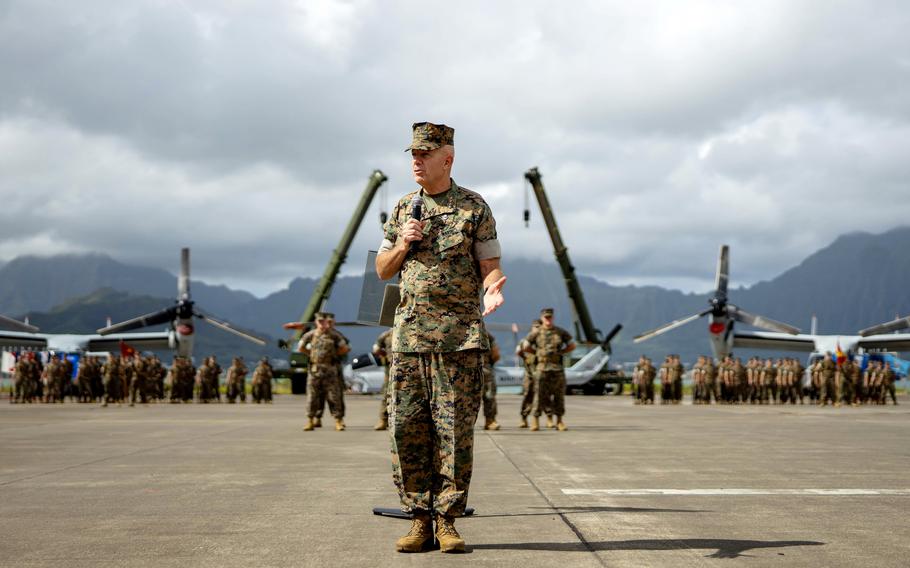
top-left (344, 342), bottom-right (617, 395)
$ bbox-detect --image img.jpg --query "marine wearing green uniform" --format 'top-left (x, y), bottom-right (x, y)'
top-left (818, 353), bottom-right (837, 406)
top-left (300, 312), bottom-right (350, 431)
top-left (519, 320), bottom-right (543, 424)
top-left (376, 121), bottom-right (506, 553)
top-left (251, 358), bottom-right (273, 403)
top-left (523, 308), bottom-right (575, 430)
top-left (225, 357), bottom-right (248, 403)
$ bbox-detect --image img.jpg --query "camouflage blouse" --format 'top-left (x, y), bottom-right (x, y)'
top-left (524, 325), bottom-right (573, 372)
top-left (300, 329), bottom-right (348, 366)
top-left (382, 179), bottom-right (500, 353)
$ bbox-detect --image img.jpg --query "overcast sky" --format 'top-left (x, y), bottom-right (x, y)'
top-left (2, 0), bottom-right (909, 297)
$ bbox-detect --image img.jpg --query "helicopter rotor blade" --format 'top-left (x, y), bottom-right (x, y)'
top-left (714, 244), bottom-right (730, 300)
top-left (198, 313), bottom-right (267, 346)
top-left (633, 309), bottom-right (712, 343)
top-left (728, 305), bottom-right (801, 335)
top-left (179, 247), bottom-right (191, 301)
top-left (97, 308), bottom-right (176, 335)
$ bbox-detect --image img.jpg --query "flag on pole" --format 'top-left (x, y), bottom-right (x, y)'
top-left (835, 341), bottom-right (846, 367)
top-left (119, 339), bottom-right (136, 358)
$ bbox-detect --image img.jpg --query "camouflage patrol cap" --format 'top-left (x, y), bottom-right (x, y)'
top-left (406, 122), bottom-right (454, 151)
top-left (315, 311), bottom-right (335, 321)
top-left (540, 308), bottom-right (554, 317)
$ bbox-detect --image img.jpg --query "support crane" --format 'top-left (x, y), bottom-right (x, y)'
top-left (280, 170), bottom-right (388, 393)
top-left (524, 167), bottom-right (625, 394)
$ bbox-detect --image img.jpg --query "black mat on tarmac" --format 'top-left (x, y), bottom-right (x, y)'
top-left (2, 395), bottom-right (908, 567)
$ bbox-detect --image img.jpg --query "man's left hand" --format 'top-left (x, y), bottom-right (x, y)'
top-left (482, 276), bottom-right (507, 317)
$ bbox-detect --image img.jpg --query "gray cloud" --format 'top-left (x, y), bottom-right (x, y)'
top-left (1, 0), bottom-right (909, 298)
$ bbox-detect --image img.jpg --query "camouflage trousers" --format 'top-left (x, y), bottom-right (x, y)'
top-left (13, 377), bottom-right (33, 403)
top-left (129, 377), bottom-right (148, 404)
top-left (379, 369), bottom-right (390, 420)
top-left (308, 365), bottom-right (344, 419)
top-left (820, 376), bottom-right (838, 404)
top-left (226, 378), bottom-right (246, 402)
top-left (252, 379), bottom-right (272, 402)
top-left (533, 370), bottom-right (565, 417)
top-left (103, 377), bottom-right (124, 402)
top-left (482, 365), bottom-right (497, 420)
top-left (314, 366), bottom-right (346, 419)
top-left (389, 350), bottom-right (483, 517)
top-left (520, 370), bottom-right (540, 417)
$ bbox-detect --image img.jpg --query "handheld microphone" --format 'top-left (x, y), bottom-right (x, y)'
top-left (409, 194), bottom-right (423, 251)
top-left (410, 194), bottom-right (423, 221)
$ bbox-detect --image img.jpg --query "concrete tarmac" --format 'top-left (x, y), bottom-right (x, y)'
top-left (1, 394), bottom-right (908, 567)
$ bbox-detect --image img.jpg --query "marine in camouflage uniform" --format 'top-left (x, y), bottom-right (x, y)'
top-left (101, 355), bottom-right (125, 407)
top-left (251, 358), bottom-right (273, 403)
top-left (44, 355), bottom-right (65, 403)
top-left (518, 320), bottom-right (544, 424)
top-left (197, 356), bottom-right (222, 403)
top-left (61, 356), bottom-right (75, 401)
top-left (672, 355), bottom-right (684, 404)
top-left (376, 121), bottom-right (506, 553)
top-left (128, 353), bottom-right (149, 406)
top-left (882, 362), bottom-right (898, 405)
top-left (145, 355), bottom-right (166, 401)
top-left (523, 307), bottom-right (575, 430)
top-left (12, 353), bottom-right (35, 404)
top-left (691, 356), bottom-right (705, 404)
top-left (169, 356), bottom-right (194, 403)
top-left (328, 318), bottom-right (349, 422)
top-left (76, 356), bottom-right (96, 403)
top-left (840, 357), bottom-right (859, 406)
top-left (300, 312), bottom-right (350, 431)
top-left (372, 328), bottom-right (394, 430)
top-left (704, 357), bottom-right (718, 404)
top-left (818, 353), bottom-right (837, 406)
top-left (225, 357), bottom-right (248, 403)
top-left (658, 356), bottom-right (672, 404)
top-left (632, 355), bottom-right (648, 405)
top-left (481, 327), bottom-right (501, 430)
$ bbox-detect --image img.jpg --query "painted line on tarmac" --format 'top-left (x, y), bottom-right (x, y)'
top-left (562, 488), bottom-right (910, 496)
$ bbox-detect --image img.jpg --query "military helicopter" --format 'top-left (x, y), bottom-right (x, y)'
top-left (634, 245), bottom-right (802, 360)
top-left (96, 248), bottom-right (266, 359)
top-left (1, 308), bottom-right (171, 354)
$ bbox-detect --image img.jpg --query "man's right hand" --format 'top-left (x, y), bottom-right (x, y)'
top-left (398, 219), bottom-right (425, 248)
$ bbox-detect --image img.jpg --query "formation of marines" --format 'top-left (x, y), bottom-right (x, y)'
top-left (9, 351), bottom-right (275, 406)
top-left (633, 352), bottom-right (900, 406)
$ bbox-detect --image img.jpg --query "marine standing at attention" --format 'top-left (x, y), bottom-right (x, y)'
top-left (376, 122), bottom-right (506, 553)
top-left (299, 312), bottom-right (350, 431)
top-left (522, 307), bottom-right (575, 430)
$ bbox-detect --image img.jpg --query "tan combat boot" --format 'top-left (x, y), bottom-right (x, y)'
top-left (374, 418), bottom-right (388, 431)
top-left (335, 418), bottom-right (346, 431)
top-left (313, 417), bottom-right (322, 428)
top-left (435, 514), bottom-right (465, 553)
top-left (519, 416), bottom-right (528, 428)
top-left (529, 416), bottom-right (539, 431)
top-left (302, 418), bottom-right (315, 431)
top-left (556, 417), bottom-right (568, 431)
top-left (483, 418), bottom-right (500, 431)
top-left (545, 415), bottom-right (554, 429)
top-left (395, 513), bottom-right (433, 552)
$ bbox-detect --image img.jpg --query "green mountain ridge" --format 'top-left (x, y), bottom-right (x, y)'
top-left (3, 226), bottom-right (910, 363)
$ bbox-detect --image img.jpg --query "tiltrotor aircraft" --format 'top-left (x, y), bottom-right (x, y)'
top-left (97, 248), bottom-right (265, 358)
